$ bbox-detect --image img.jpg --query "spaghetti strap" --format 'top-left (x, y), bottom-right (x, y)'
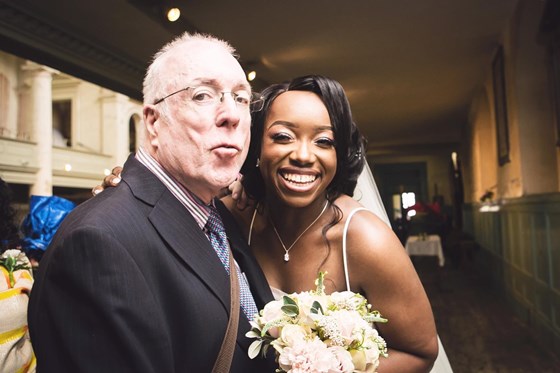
top-left (248, 205), bottom-right (258, 245)
top-left (342, 207), bottom-right (370, 291)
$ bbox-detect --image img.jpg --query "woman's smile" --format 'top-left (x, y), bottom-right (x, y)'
top-left (278, 169), bottom-right (320, 192)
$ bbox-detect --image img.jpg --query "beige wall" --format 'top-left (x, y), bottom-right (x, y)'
top-left (0, 51), bottom-right (143, 192)
top-left (465, 0), bottom-right (559, 202)
top-left (0, 51), bottom-right (21, 138)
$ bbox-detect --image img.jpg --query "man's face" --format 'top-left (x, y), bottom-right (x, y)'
top-left (144, 42), bottom-right (251, 203)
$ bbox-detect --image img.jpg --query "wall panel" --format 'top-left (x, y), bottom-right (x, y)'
top-left (464, 194), bottom-right (560, 358)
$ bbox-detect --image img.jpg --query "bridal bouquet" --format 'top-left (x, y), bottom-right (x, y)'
top-left (0, 249), bottom-right (32, 288)
top-left (246, 272), bottom-right (388, 373)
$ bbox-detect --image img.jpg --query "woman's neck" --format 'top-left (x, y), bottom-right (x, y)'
top-left (263, 196), bottom-right (329, 240)
top-left (265, 196), bottom-right (326, 220)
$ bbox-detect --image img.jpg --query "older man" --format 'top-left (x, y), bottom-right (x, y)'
top-left (28, 33), bottom-right (275, 372)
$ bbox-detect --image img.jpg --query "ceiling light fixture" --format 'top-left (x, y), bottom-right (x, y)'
top-left (247, 70), bottom-right (256, 81)
top-left (167, 8), bottom-right (181, 22)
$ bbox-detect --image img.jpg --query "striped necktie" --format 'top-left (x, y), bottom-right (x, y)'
top-left (205, 205), bottom-right (259, 320)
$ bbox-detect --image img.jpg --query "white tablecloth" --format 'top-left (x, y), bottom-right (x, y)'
top-left (405, 234), bottom-right (445, 267)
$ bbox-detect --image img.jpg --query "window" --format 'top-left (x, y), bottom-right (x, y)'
top-left (52, 100), bottom-right (71, 147)
top-left (402, 192), bottom-right (417, 219)
top-left (129, 116), bottom-right (137, 153)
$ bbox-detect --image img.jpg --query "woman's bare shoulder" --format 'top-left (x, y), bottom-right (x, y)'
top-left (221, 195), bottom-right (255, 230)
top-left (335, 196), bottom-right (405, 265)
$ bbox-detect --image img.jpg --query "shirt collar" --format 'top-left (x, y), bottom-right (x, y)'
top-left (135, 147), bottom-right (214, 230)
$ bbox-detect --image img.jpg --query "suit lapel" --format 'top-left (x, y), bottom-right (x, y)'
top-left (122, 155), bottom-right (230, 311)
top-left (148, 193), bottom-right (230, 311)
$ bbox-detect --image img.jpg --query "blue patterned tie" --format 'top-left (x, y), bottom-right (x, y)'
top-left (206, 205), bottom-right (259, 320)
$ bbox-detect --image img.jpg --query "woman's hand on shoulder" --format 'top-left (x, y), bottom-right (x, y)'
top-left (91, 166), bottom-right (122, 196)
top-left (217, 174), bottom-right (255, 211)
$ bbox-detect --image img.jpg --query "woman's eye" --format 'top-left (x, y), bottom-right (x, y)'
top-left (315, 137), bottom-right (335, 147)
top-left (270, 133), bottom-right (292, 142)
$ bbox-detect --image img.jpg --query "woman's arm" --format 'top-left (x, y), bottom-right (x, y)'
top-left (346, 211), bottom-right (438, 372)
top-left (93, 167), bottom-right (252, 211)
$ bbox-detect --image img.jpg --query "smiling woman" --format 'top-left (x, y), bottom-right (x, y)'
top-left (223, 75), bottom-right (439, 372)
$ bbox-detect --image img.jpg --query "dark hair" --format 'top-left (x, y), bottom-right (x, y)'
top-left (242, 74), bottom-right (367, 203)
top-left (0, 178), bottom-right (20, 251)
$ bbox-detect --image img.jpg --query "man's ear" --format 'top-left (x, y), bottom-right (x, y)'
top-left (143, 105), bottom-right (160, 147)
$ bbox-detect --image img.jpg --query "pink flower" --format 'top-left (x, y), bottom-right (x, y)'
top-left (278, 338), bottom-right (342, 373)
top-left (329, 346), bottom-right (355, 372)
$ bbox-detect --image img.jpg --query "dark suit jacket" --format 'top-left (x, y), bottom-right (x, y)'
top-left (28, 155), bottom-right (276, 372)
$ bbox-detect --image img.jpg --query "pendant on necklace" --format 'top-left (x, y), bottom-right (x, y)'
top-left (284, 253), bottom-right (290, 262)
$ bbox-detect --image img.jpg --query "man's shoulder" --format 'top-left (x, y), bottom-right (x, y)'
top-left (63, 183), bottom-right (144, 229)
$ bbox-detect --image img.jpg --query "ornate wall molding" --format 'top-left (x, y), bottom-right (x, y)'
top-left (0, 1), bottom-right (144, 100)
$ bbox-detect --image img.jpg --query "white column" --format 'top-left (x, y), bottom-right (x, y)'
top-left (21, 62), bottom-right (58, 196)
top-left (100, 90), bottom-right (132, 166)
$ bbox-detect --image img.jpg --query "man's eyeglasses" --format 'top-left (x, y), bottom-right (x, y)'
top-left (153, 85), bottom-right (264, 112)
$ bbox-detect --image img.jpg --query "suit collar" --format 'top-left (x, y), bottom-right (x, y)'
top-left (121, 155), bottom-right (231, 311)
top-left (121, 155), bottom-right (273, 317)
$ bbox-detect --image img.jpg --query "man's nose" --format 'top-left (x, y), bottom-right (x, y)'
top-left (216, 93), bottom-right (241, 127)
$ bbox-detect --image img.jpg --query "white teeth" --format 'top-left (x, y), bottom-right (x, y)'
top-left (281, 173), bottom-right (317, 184)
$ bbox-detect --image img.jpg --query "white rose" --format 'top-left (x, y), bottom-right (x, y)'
top-left (258, 299), bottom-right (285, 338)
top-left (279, 324), bottom-right (307, 347)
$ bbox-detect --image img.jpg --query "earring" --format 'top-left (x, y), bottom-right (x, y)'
top-left (256, 158), bottom-right (260, 167)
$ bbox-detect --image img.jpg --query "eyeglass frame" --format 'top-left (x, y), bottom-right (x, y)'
top-left (152, 85), bottom-right (265, 112)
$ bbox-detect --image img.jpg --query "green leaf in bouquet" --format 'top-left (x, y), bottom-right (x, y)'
top-left (245, 330), bottom-right (260, 339)
top-left (248, 339), bottom-right (264, 359)
top-left (262, 318), bottom-right (286, 337)
top-left (310, 300), bottom-right (324, 315)
top-left (365, 310), bottom-right (388, 324)
top-left (281, 295), bottom-right (299, 317)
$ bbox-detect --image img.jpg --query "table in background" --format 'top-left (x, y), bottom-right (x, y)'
top-left (405, 234), bottom-right (445, 267)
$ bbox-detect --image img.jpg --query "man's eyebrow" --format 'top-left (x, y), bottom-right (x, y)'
top-left (191, 78), bottom-right (251, 91)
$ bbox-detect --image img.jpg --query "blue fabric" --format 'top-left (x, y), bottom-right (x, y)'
top-left (206, 205), bottom-right (258, 320)
top-left (21, 195), bottom-right (76, 251)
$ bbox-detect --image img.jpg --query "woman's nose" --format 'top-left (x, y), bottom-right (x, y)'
top-left (290, 141), bottom-right (315, 165)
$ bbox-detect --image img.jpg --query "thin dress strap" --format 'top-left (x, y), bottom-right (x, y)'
top-left (342, 207), bottom-right (370, 291)
top-left (248, 204), bottom-right (259, 245)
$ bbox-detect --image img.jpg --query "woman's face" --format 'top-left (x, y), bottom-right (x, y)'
top-left (259, 90), bottom-right (337, 208)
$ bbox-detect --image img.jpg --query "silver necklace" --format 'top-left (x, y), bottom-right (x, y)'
top-left (269, 201), bottom-right (329, 262)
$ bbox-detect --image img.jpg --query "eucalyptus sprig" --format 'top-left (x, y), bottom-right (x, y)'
top-left (0, 249), bottom-right (31, 287)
